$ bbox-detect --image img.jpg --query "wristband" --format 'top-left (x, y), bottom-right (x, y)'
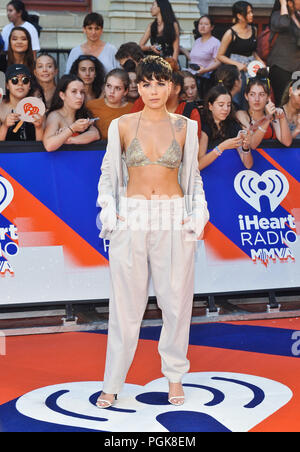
top-left (68, 125), bottom-right (75, 134)
top-left (214, 145), bottom-right (223, 156)
top-left (241, 147), bottom-right (251, 153)
top-left (258, 126), bottom-right (266, 133)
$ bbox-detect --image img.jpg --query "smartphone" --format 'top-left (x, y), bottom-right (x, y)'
top-left (237, 130), bottom-right (247, 138)
top-left (189, 63), bottom-right (200, 71)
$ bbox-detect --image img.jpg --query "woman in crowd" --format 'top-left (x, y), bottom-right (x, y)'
top-left (43, 74), bottom-right (100, 152)
top-left (115, 42), bottom-right (144, 68)
top-left (34, 53), bottom-right (58, 109)
top-left (70, 55), bottom-right (105, 102)
top-left (217, 1), bottom-right (265, 108)
top-left (87, 68), bottom-right (132, 140)
top-left (96, 55), bottom-right (209, 409)
top-left (281, 78), bottom-right (300, 139)
top-left (236, 68), bottom-right (292, 147)
top-left (139, 0), bottom-right (180, 63)
top-left (181, 71), bottom-right (200, 103)
top-left (188, 15), bottom-right (221, 98)
top-left (0, 64), bottom-right (44, 141)
top-left (7, 26), bottom-right (35, 73)
top-left (268, 0), bottom-right (300, 106)
top-left (215, 64), bottom-right (242, 110)
top-left (65, 13), bottom-right (119, 75)
top-left (123, 59), bottom-right (139, 103)
top-left (1, 1), bottom-right (40, 54)
top-left (198, 84), bottom-right (253, 170)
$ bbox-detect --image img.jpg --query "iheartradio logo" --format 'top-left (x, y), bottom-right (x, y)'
top-left (0, 176), bottom-right (14, 214)
top-left (234, 170), bottom-right (289, 213)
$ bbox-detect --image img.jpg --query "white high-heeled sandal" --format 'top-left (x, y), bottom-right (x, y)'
top-left (168, 395), bottom-right (185, 406)
top-left (96, 393), bottom-right (117, 409)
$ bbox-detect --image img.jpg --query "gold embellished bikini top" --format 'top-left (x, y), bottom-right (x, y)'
top-left (125, 113), bottom-right (182, 169)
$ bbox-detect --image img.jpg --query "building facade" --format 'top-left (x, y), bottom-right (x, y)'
top-left (0, 0), bottom-right (275, 54)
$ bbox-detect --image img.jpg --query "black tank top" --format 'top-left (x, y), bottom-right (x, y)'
top-left (6, 121), bottom-right (36, 141)
top-left (227, 25), bottom-right (257, 57)
top-left (150, 22), bottom-right (175, 58)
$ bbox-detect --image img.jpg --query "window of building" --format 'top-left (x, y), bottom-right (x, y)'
top-left (23, 0), bottom-right (91, 12)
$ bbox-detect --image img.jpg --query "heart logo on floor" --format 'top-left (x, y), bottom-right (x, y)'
top-left (13, 372), bottom-right (293, 432)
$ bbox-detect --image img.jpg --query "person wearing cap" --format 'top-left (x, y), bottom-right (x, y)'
top-left (0, 64), bottom-right (44, 141)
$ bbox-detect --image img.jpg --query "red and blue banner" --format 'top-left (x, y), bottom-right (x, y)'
top-left (0, 140), bottom-right (299, 306)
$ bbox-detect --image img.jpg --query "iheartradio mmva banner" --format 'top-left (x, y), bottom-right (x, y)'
top-left (0, 142), bottom-right (299, 306)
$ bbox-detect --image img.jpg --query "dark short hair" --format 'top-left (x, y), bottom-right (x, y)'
top-left (83, 12), bottom-right (103, 28)
top-left (115, 42), bottom-right (144, 63)
top-left (136, 56), bottom-right (172, 83)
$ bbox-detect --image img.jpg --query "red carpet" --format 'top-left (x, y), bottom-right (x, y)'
top-left (0, 317), bottom-right (299, 432)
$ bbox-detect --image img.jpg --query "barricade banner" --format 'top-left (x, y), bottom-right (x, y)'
top-left (0, 141), bottom-right (299, 306)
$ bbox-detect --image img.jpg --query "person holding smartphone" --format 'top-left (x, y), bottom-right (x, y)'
top-left (236, 68), bottom-right (292, 147)
top-left (198, 84), bottom-right (253, 170)
top-left (0, 64), bottom-right (44, 141)
top-left (268, 0), bottom-right (300, 106)
top-left (43, 74), bottom-right (100, 152)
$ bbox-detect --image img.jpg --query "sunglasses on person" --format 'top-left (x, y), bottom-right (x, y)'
top-left (77, 55), bottom-right (98, 63)
top-left (9, 76), bottom-right (30, 85)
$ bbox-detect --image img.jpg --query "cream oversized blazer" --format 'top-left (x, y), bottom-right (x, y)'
top-left (97, 116), bottom-right (209, 240)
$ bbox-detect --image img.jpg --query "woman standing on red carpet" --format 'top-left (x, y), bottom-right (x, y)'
top-left (96, 56), bottom-right (209, 408)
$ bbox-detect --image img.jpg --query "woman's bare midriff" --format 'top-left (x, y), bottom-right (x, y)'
top-left (126, 166), bottom-right (183, 199)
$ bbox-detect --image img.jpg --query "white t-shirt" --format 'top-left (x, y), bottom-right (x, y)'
top-left (1, 21), bottom-right (40, 52)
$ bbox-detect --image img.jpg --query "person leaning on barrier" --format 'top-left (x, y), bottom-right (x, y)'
top-left (198, 84), bottom-right (253, 170)
top-left (0, 64), bottom-right (44, 141)
top-left (87, 68), bottom-right (132, 140)
top-left (43, 74), bottom-right (100, 152)
top-left (282, 78), bottom-right (300, 139)
top-left (236, 68), bottom-right (292, 148)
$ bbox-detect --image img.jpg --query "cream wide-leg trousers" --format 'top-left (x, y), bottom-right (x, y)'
top-left (102, 196), bottom-right (196, 395)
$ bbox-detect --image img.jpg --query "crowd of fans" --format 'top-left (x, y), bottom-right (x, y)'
top-left (0, 0), bottom-right (300, 168)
